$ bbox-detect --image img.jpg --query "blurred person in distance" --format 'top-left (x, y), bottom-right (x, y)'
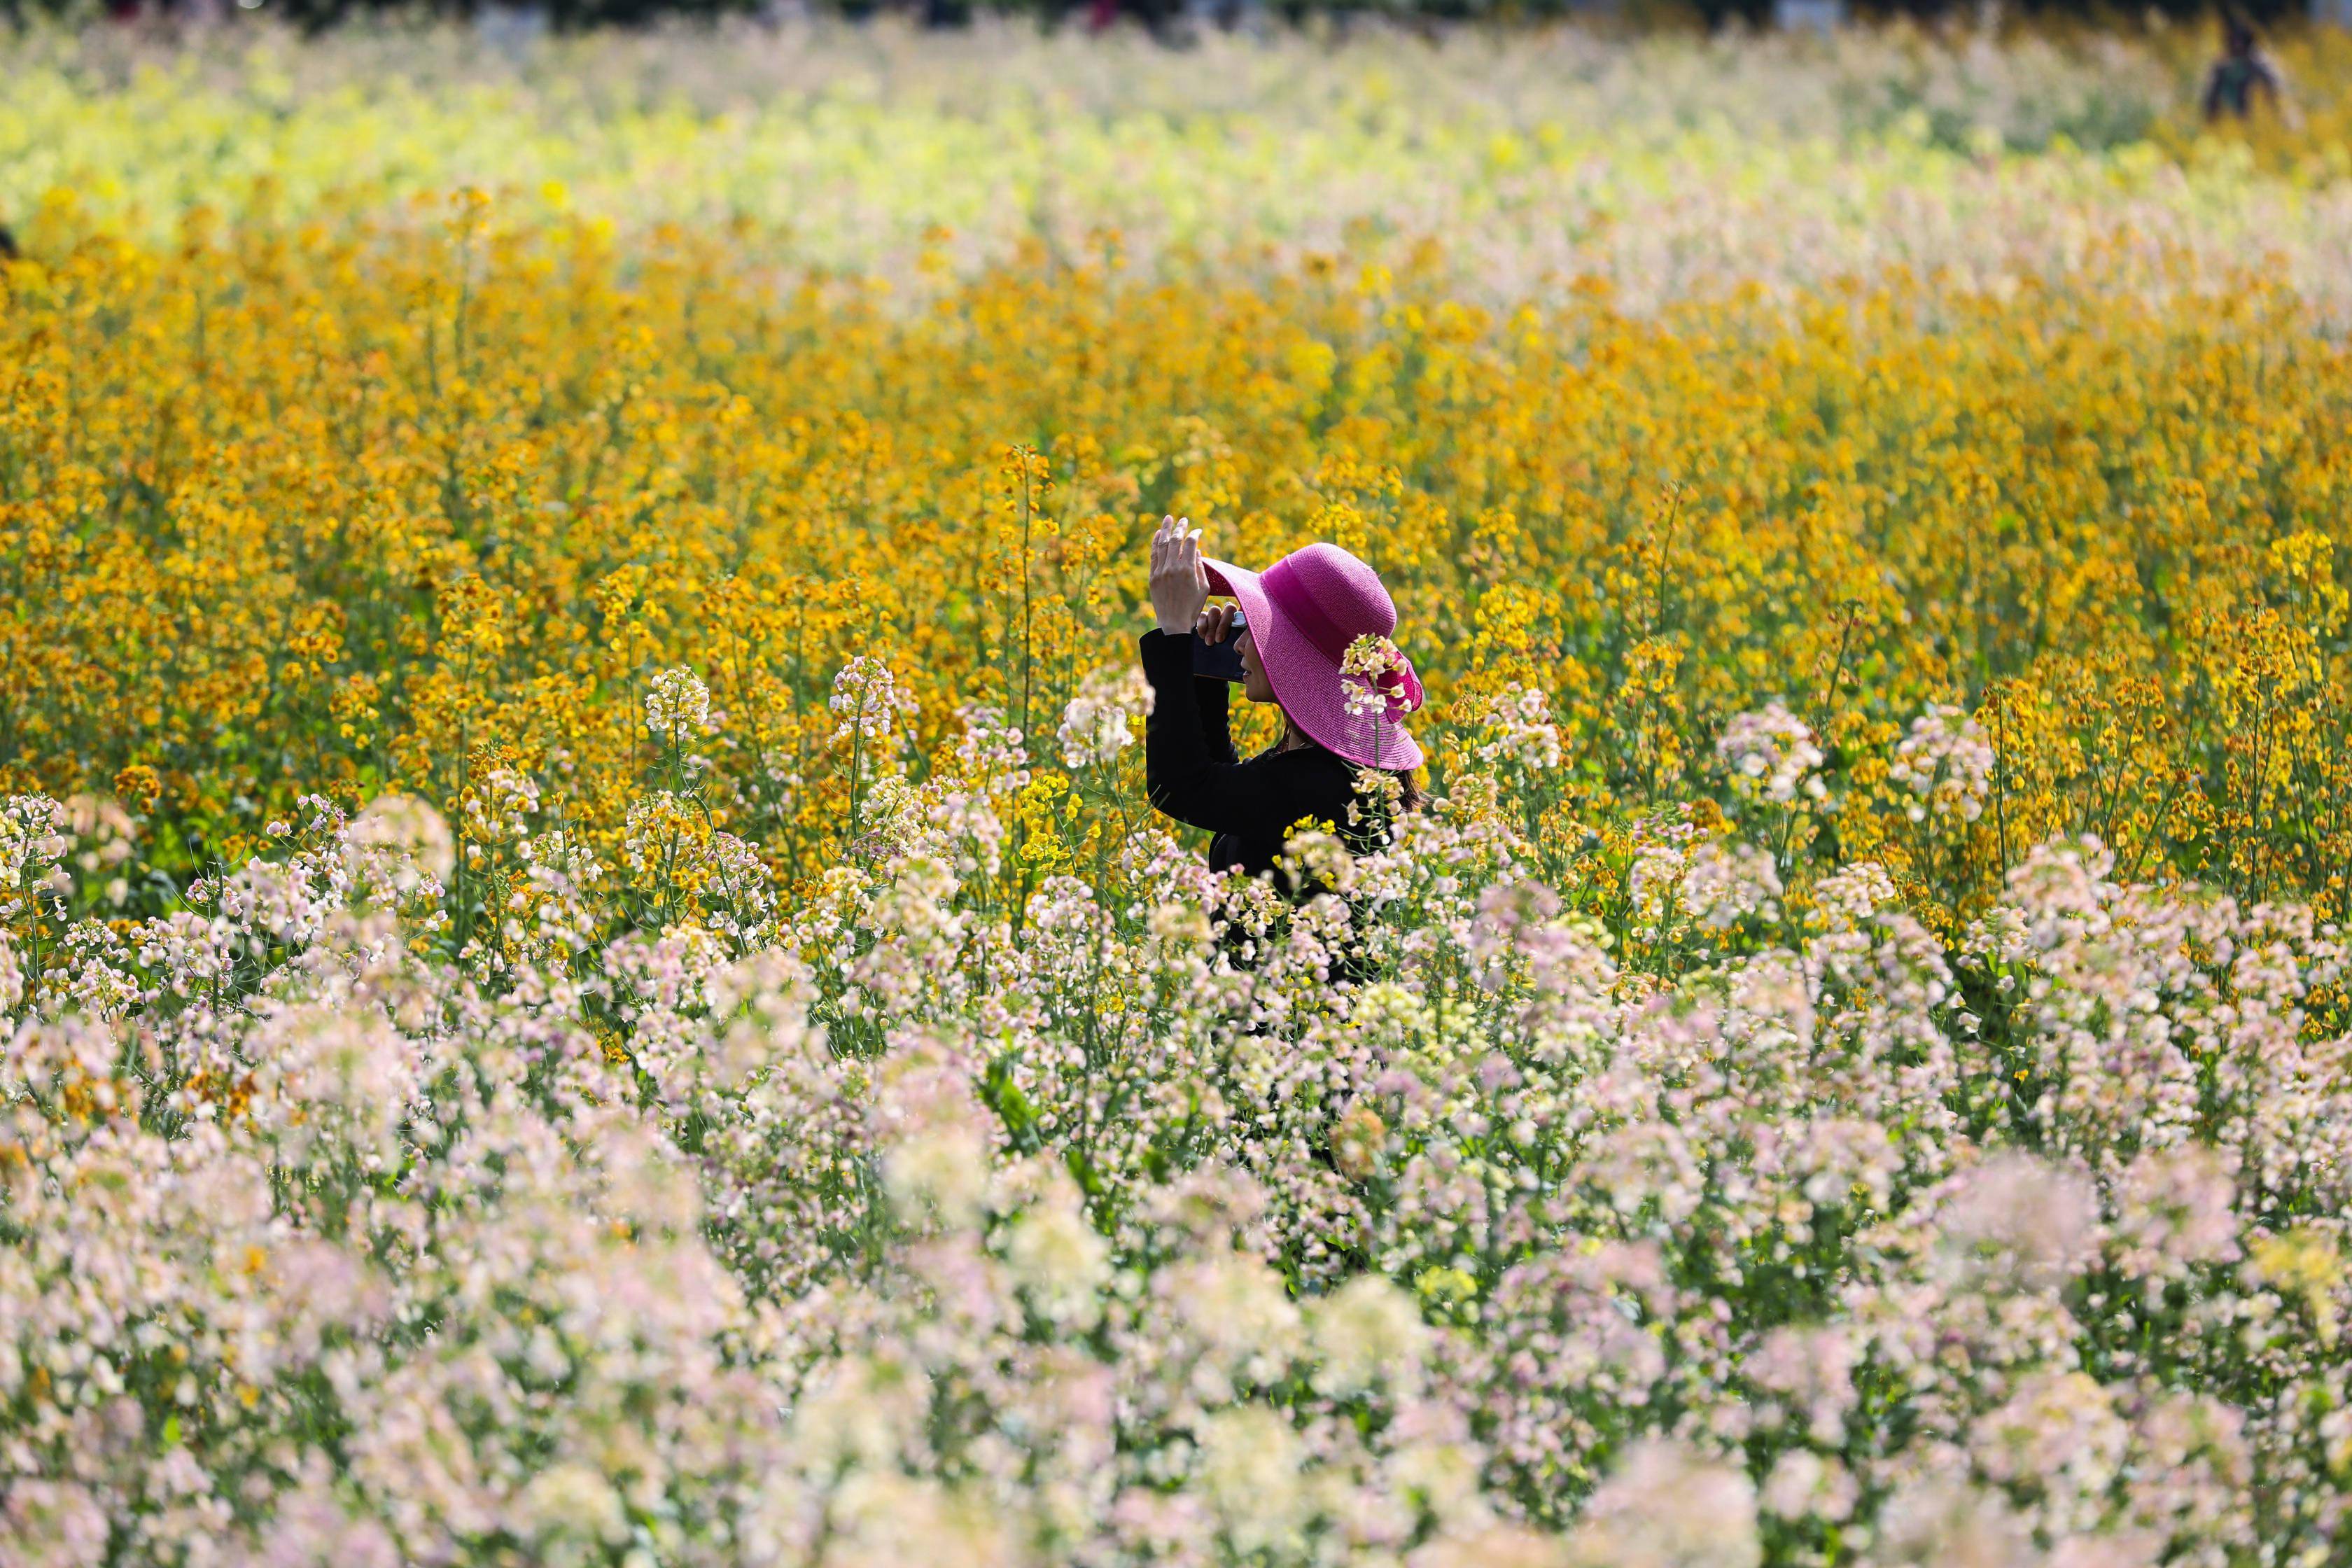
top-left (2204, 8), bottom-right (2293, 125)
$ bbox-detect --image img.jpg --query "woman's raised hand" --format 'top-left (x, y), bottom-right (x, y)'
top-left (1149, 515), bottom-right (1210, 636)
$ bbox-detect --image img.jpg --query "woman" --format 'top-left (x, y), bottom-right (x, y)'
top-left (1138, 516), bottom-right (1425, 890)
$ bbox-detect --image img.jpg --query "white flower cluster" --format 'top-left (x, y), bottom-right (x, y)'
top-left (1056, 665), bottom-right (1154, 770)
top-left (1809, 859), bottom-right (1898, 930)
top-left (1, 783), bottom-right (2344, 1568)
top-left (952, 704), bottom-right (1032, 797)
top-left (830, 655), bottom-right (916, 746)
top-left (1466, 684), bottom-right (1564, 772)
top-left (1680, 840), bottom-right (1784, 930)
top-left (1889, 702), bottom-right (1996, 822)
top-left (1716, 701), bottom-right (1826, 806)
top-left (0, 794), bottom-right (71, 896)
top-left (346, 792), bottom-right (458, 885)
top-left (1339, 634), bottom-right (1408, 720)
top-left (645, 664), bottom-right (714, 745)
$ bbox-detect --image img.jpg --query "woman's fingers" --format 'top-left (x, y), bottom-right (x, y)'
top-left (1172, 519), bottom-right (1203, 582)
top-left (1149, 515), bottom-right (1208, 597)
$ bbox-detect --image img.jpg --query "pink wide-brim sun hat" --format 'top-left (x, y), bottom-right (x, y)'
top-left (1203, 542), bottom-right (1425, 773)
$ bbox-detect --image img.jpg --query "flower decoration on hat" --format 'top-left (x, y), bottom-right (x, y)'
top-left (1340, 634), bottom-right (1427, 723)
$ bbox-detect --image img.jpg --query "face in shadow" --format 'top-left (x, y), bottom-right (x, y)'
top-left (1237, 627), bottom-right (1278, 705)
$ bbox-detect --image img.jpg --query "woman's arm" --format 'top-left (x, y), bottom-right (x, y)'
top-left (1140, 631), bottom-right (1262, 833)
top-left (1142, 516), bottom-right (1298, 832)
top-left (1194, 663), bottom-right (1239, 765)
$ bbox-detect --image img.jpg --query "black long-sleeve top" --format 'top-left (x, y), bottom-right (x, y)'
top-left (1139, 629), bottom-right (1372, 888)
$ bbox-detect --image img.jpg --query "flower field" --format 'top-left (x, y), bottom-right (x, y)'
top-left (7, 18), bottom-right (2352, 1567)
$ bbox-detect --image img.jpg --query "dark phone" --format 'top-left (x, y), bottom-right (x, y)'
top-left (1191, 613), bottom-right (1247, 682)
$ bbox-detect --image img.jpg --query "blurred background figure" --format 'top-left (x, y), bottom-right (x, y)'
top-left (1773, 0), bottom-right (1846, 32)
top-left (476, 1), bottom-right (552, 52)
top-left (1187, 0), bottom-right (1268, 39)
top-left (2204, 8), bottom-right (2287, 120)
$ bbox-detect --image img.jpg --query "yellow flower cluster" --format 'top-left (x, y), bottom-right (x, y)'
top-left (4, 189), bottom-right (2348, 923)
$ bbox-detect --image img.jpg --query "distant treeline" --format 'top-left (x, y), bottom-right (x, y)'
top-left (0, 0), bottom-right (2315, 39)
